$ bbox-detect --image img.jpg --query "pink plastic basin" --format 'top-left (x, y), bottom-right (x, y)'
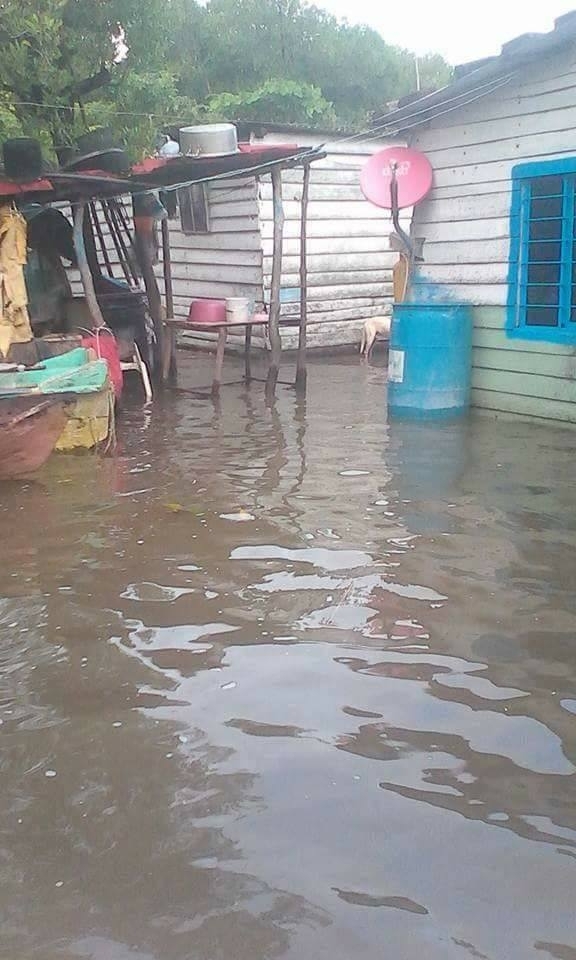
top-left (188, 298), bottom-right (227, 325)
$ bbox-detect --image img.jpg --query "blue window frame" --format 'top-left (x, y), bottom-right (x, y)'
top-left (508, 157), bottom-right (576, 342)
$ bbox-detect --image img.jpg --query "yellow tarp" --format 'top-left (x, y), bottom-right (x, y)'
top-left (0, 205), bottom-right (32, 357)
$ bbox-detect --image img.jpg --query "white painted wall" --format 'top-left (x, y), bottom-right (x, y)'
top-left (68, 131), bottom-right (408, 353)
top-left (409, 42), bottom-right (576, 305)
top-left (165, 177), bottom-right (262, 317)
top-left (406, 42), bottom-right (576, 423)
top-left (253, 130), bottom-right (407, 348)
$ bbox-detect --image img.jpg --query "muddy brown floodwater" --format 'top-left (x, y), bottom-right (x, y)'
top-left (1, 353), bottom-right (576, 960)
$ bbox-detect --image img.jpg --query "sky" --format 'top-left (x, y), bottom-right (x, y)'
top-left (319, 0), bottom-right (576, 63)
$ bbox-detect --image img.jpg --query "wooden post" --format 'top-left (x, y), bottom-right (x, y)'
top-left (134, 224), bottom-right (165, 382)
top-left (161, 218), bottom-right (174, 320)
top-left (161, 217), bottom-right (177, 381)
top-left (244, 324), bottom-right (252, 383)
top-left (295, 162), bottom-right (311, 391)
top-left (266, 167), bottom-right (284, 399)
top-left (213, 327), bottom-right (227, 395)
top-left (101, 200), bottom-right (133, 286)
top-left (89, 203), bottom-right (114, 278)
top-left (73, 203), bottom-right (106, 329)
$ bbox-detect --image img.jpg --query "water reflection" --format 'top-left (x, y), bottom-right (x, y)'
top-left (0, 354), bottom-right (575, 959)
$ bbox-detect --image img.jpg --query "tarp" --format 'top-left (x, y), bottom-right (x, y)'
top-left (0, 206), bottom-right (32, 358)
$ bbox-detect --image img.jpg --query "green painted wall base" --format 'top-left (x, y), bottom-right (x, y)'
top-left (471, 306), bottom-right (576, 424)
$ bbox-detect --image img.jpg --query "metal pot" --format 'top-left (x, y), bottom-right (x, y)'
top-left (179, 124), bottom-right (238, 158)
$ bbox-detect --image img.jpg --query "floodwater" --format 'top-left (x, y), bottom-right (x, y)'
top-left (1, 352), bottom-right (576, 960)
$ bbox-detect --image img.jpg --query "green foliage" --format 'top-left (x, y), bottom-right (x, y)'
top-left (0, 0), bottom-right (169, 152)
top-left (416, 54), bottom-right (453, 94)
top-left (206, 79), bottom-right (336, 126)
top-left (169, 0), bottom-right (453, 126)
top-left (0, 0), bottom-right (452, 159)
top-left (106, 71), bottom-right (198, 159)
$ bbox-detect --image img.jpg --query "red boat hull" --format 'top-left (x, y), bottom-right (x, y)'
top-left (0, 397), bottom-right (68, 480)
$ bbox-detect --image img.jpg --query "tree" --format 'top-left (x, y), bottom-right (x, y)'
top-left (0, 0), bottom-right (452, 157)
top-left (169, 0), bottom-right (452, 129)
top-left (206, 79), bottom-right (336, 126)
top-left (0, 0), bottom-right (170, 152)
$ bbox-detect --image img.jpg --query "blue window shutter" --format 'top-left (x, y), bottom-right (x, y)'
top-left (507, 158), bottom-right (576, 343)
top-left (559, 176), bottom-right (574, 328)
top-left (517, 180), bottom-right (531, 329)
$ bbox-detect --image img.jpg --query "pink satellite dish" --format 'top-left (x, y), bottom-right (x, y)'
top-left (360, 146), bottom-right (433, 209)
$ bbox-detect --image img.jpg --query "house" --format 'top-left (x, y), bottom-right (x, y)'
top-left (379, 11), bottom-right (576, 425)
top-left (170, 124), bottom-right (406, 351)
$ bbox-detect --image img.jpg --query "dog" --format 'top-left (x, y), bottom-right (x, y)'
top-left (359, 316), bottom-right (392, 359)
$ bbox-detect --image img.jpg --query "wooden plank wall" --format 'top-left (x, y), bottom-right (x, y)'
top-left (165, 177), bottom-right (262, 315)
top-left (255, 135), bottom-right (407, 349)
top-left (65, 184), bottom-right (263, 351)
top-left (408, 43), bottom-right (576, 422)
top-left (66, 134), bottom-right (405, 354)
top-left (164, 177), bottom-right (264, 350)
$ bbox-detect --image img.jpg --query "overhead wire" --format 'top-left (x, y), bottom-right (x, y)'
top-left (370, 68), bottom-right (514, 125)
top-left (3, 71), bottom-right (515, 206)
top-left (9, 101), bottom-right (205, 122)
top-left (316, 72), bottom-right (516, 149)
top-left (8, 69), bottom-right (515, 151)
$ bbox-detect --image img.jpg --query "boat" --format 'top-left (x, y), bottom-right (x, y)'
top-left (0, 395), bottom-right (68, 479)
top-left (0, 348), bottom-right (109, 398)
top-left (0, 348), bottom-right (113, 468)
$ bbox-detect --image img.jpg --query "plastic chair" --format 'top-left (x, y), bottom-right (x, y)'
top-left (120, 344), bottom-right (153, 402)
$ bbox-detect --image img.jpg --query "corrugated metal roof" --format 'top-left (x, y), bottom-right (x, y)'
top-left (0, 145), bottom-right (324, 204)
top-left (234, 121), bottom-right (361, 139)
top-left (373, 10), bottom-right (576, 135)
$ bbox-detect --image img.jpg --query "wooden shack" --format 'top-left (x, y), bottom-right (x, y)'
top-left (379, 11), bottom-right (576, 425)
top-left (172, 124), bottom-right (407, 352)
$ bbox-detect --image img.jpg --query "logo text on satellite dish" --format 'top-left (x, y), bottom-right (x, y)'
top-left (381, 161), bottom-right (411, 178)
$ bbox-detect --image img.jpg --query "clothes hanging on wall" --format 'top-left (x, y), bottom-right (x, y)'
top-left (0, 205), bottom-right (32, 357)
top-left (21, 205), bottom-right (74, 336)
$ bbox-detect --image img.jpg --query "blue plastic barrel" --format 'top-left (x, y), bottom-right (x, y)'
top-left (387, 303), bottom-right (472, 418)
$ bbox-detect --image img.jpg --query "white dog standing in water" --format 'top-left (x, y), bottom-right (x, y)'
top-left (359, 316), bottom-right (392, 358)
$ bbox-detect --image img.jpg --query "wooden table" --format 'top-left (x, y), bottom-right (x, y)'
top-left (166, 315), bottom-right (269, 394)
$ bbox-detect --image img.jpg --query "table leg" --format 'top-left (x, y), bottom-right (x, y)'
top-left (162, 324), bottom-right (177, 382)
top-left (213, 327), bottom-right (227, 395)
top-left (244, 325), bottom-right (252, 383)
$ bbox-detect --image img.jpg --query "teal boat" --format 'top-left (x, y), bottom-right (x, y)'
top-left (0, 348), bottom-right (109, 398)
top-left (0, 348), bottom-right (113, 463)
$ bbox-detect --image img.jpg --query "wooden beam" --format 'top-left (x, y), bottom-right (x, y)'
top-left (161, 218), bottom-right (174, 320)
top-left (89, 202), bottom-right (114, 278)
top-left (266, 167), bottom-right (284, 399)
top-left (161, 217), bottom-right (177, 381)
top-left (244, 324), bottom-right (252, 383)
top-left (295, 162), bottom-right (311, 391)
top-left (100, 200), bottom-right (133, 286)
top-left (73, 203), bottom-right (105, 329)
top-left (213, 327), bottom-right (227, 395)
top-left (134, 223), bottom-right (165, 383)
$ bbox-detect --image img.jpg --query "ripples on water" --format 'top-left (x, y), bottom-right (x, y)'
top-left (1, 354), bottom-right (575, 960)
